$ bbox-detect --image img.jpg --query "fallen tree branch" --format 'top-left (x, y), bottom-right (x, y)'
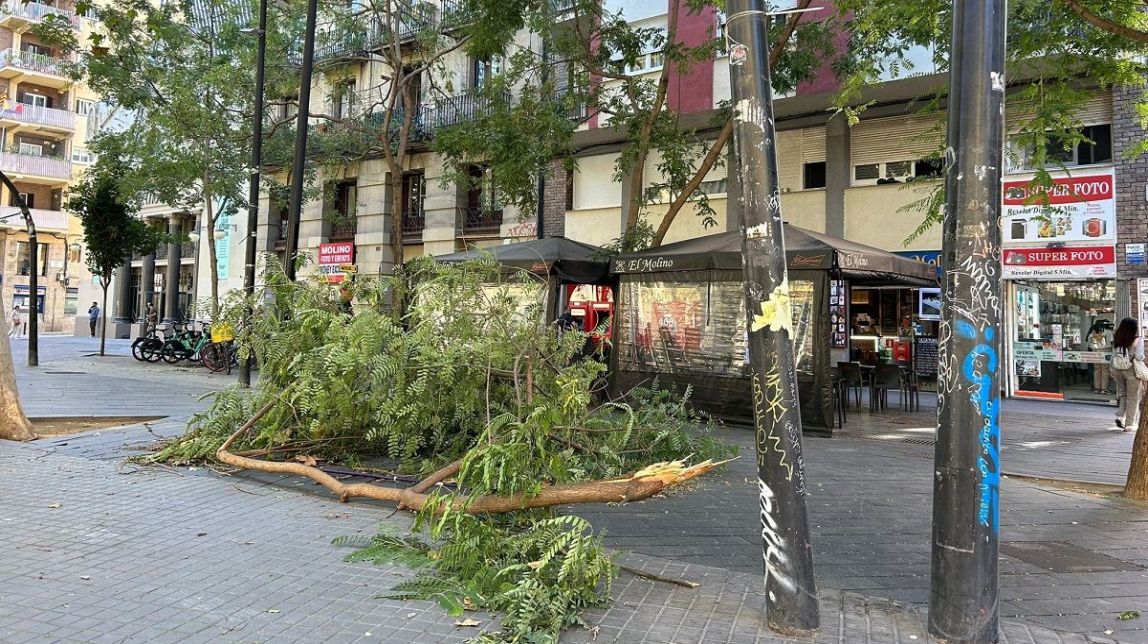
top-left (410, 459), bottom-right (463, 494)
top-left (217, 403), bottom-right (729, 514)
top-left (618, 563), bottom-right (701, 589)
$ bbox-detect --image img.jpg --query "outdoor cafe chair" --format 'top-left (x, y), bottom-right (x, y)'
top-left (837, 362), bottom-right (867, 410)
top-left (871, 364), bottom-right (903, 412)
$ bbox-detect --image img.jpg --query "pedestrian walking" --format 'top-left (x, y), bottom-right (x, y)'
top-left (8, 304), bottom-right (24, 338)
top-left (1111, 317), bottom-right (1146, 431)
top-left (88, 302), bottom-right (100, 337)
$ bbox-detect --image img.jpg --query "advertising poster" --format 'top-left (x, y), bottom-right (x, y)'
top-left (318, 242), bottom-right (354, 284)
top-left (1002, 170), bottom-right (1115, 245)
top-left (1001, 245), bottom-right (1116, 279)
top-left (829, 280), bottom-right (848, 348)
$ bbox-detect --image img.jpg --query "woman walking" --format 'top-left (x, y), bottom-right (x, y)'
top-left (1112, 317), bottom-right (1144, 431)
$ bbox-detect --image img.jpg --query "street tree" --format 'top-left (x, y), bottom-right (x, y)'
top-left (434, 0), bottom-right (836, 251)
top-left (39, 0), bottom-right (303, 319)
top-left (0, 318), bottom-right (34, 441)
top-left (67, 159), bottom-right (163, 357)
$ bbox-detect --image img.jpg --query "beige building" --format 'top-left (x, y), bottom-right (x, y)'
top-left (0, 0), bottom-right (103, 335)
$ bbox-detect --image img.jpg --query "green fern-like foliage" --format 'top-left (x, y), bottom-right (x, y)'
top-left (152, 254), bottom-right (734, 642)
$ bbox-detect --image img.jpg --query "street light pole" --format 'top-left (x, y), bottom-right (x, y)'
top-left (0, 171), bottom-right (37, 366)
top-left (284, 0), bottom-right (318, 282)
top-left (239, 0), bottom-right (268, 387)
top-left (726, 0), bottom-right (818, 634)
top-left (929, 0), bottom-right (1007, 642)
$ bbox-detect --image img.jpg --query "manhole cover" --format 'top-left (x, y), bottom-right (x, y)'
top-left (1000, 541), bottom-right (1145, 573)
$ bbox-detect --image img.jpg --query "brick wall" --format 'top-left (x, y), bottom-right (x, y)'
top-left (1114, 85), bottom-right (1148, 315)
top-left (541, 160), bottom-right (568, 238)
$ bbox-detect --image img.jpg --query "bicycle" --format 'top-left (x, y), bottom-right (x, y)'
top-left (131, 323), bottom-right (164, 362)
top-left (200, 322), bottom-right (239, 374)
top-left (160, 321), bottom-right (212, 364)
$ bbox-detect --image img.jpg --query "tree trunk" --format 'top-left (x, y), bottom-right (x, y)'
top-left (389, 169), bottom-right (404, 314)
top-left (100, 279), bottom-right (109, 357)
top-left (0, 313), bottom-right (34, 441)
top-left (1123, 390), bottom-right (1148, 500)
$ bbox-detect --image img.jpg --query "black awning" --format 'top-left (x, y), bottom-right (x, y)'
top-left (435, 236), bottom-right (612, 284)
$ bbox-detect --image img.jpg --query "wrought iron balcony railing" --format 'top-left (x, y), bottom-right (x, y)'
top-left (402, 211), bottom-right (425, 237)
top-left (460, 206), bottom-right (502, 234)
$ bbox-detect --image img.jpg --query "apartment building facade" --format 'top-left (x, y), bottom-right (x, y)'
top-left (0, 0), bottom-right (101, 334)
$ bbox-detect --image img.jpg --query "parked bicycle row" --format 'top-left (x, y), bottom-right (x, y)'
top-left (131, 320), bottom-right (241, 374)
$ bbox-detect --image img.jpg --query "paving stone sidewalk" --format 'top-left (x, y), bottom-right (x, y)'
top-left (3, 337), bottom-right (1148, 642)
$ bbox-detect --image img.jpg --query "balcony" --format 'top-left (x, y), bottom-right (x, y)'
top-left (0, 0), bottom-right (81, 31)
top-left (329, 215), bottom-right (357, 241)
top-left (0, 102), bottom-right (75, 134)
top-left (420, 88), bottom-right (506, 131)
top-left (0, 205), bottom-right (67, 231)
top-left (402, 211), bottom-right (425, 239)
top-left (0, 49), bottom-right (70, 88)
top-left (460, 206), bottom-right (502, 234)
top-left (0, 151), bottom-right (72, 182)
top-left (300, 0), bottom-right (465, 66)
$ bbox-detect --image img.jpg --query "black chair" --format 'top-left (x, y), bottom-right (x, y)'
top-left (899, 367), bottom-right (921, 412)
top-left (837, 362), bottom-right (867, 410)
top-left (871, 364), bottom-right (904, 411)
top-left (830, 368), bottom-right (847, 428)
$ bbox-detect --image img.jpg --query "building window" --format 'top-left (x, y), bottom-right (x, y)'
top-left (75, 99), bottom-right (94, 115)
top-left (853, 159), bottom-right (940, 186)
top-left (327, 180), bottom-right (357, 240)
top-left (16, 242), bottom-right (49, 276)
top-left (803, 162), bottom-right (826, 189)
top-left (1008, 124), bottom-right (1113, 172)
top-left (472, 57), bottom-right (497, 88)
top-left (72, 149), bottom-right (94, 164)
top-left (401, 171), bottom-right (425, 234)
top-left (332, 80), bottom-right (356, 119)
top-left (609, 30), bottom-right (668, 75)
top-left (11, 192), bottom-right (34, 208)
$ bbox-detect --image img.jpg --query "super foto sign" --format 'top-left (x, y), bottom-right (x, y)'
top-left (1001, 245), bottom-right (1116, 279)
top-left (1002, 170), bottom-right (1115, 245)
top-left (318, 242), bottom-right (355, 283)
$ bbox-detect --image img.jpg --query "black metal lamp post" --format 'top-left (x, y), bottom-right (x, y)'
top-left (725, 0), bottom-right (819, 634)
top-left (0, 171), bottom-right (38, 366)
top-left (284, 0), bottom-right (319, 282)
top-left (929, 1), bottom-right (1007, 642)
top-left (239, 0), bottom-right (268, 387)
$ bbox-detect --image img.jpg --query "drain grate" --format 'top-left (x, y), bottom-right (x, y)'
top-left (900, 438), bottom-right (936, 446)
top-left (44, 371), bottom-right (86, 375)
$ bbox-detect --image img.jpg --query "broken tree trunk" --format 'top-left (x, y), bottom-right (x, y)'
top-left (0, 315), bottom-right (34, 441)
top-left (217, 402), bottom-right (726, 513)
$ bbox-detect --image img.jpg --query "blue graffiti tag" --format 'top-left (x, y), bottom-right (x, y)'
top-left (955, 320), bottom-right (1001, 533)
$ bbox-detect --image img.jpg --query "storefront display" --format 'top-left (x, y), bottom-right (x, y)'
top-left (1009, 280), bottom-right (1116, 402)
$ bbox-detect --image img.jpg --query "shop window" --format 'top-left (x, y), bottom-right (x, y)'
top-left (16, 242), bottom-right (48, 276)
top-left (64, 287), bottom-right (78, 315)
top-left (803, 162), bottom-right (826, 189)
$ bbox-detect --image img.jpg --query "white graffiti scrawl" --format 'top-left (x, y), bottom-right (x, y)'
top-left (759, 480), bottom-right (795, 601)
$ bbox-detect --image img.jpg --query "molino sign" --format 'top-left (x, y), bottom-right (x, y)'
top-left (1001, 245), bottom-right (1115, 279)
top-left (1002, 170), bottom-right (1115, 245)
top-left (318, 242), bottom-right (355, 283)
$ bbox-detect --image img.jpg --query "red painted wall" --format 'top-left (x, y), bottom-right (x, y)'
top-left (796, 0), bottom-right (845, 96)
top-left (667, 1), bottom-right (716, 114)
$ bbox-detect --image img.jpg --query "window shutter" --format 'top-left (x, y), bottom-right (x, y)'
top-left (851, 115), bottom-right (943, 166)
top-left (1006, 91), bottom-right (1112, 132)
top-left (801, 127), bottom-right (825, 163)
top-left (777, 129), bottom-right (802, 191)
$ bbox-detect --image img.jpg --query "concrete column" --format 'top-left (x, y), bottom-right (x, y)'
top-left (112, 255), bottom-right (132, 321)
top-left (824, 113), bottom-right (850, 239)
top-left (141, 253), bottom-right (156, 310)
top-left (618, 162), bottom-right (638, 235)
top-left (164, 215), bottom-right (182, 322)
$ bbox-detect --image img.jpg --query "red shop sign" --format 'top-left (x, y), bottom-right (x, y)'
top-left (1002, 245), bottom-right (1116, 279)
top-left (1002, 174), bottom-right (1114, 206)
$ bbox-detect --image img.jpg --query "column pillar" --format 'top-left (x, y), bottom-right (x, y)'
top-left (113, 257), bottom-right (132, 322)
top-left (164, 215), bottom-right (182, 322)
top-left (824, 113), bottom-right (850, 238)
top-left (141, 252), bottom-right (156, 310)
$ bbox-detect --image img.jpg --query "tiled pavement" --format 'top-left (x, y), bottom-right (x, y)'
top-left (3, 337), bottom-right (1148, 642)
